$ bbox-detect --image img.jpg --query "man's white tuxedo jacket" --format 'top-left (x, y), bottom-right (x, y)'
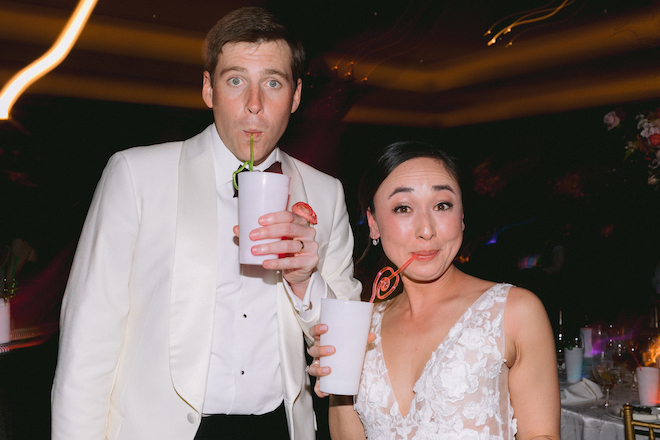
top-left (51, 125), bottom-right (362, 440)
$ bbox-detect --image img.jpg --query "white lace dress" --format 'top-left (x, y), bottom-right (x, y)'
top-left (354, 283), bottom-right (517, 440)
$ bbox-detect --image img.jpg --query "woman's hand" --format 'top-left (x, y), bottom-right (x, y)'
top-left (307, 323), bottom-right (334, 398)
top-left (306, 323), bottom-right (376, 398)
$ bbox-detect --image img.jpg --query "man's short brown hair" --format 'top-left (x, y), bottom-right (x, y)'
top-left (203, 7), bottom-right (306, 84)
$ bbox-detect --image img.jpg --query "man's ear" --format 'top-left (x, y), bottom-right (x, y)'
top-left (202, 71), bottom-right (214, 109)
top-left (290, 78), bottom-right (302, 114)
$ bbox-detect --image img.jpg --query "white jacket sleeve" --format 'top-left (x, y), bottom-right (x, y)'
top-left (291, 177), bottom-right (362, 341)
top-left (52, 152), bottom-right (138, 440)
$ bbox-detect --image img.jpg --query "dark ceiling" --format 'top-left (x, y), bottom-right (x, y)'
top-left (1, 0), bottom-right (660, 128)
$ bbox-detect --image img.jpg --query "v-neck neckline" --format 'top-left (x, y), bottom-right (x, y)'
top-left (375, 283), bottom-right (499, 419)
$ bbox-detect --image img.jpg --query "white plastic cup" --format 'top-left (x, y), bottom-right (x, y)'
top-left (580, 327), bottom-right (593, 358)
top-left (637, 366), bottom-right (660, 406)
top-left (238, 171), bottom-right (290, 265)
top-left (319, 298), bottom-right (374, 395)
top-left (564, 346), bottom-right (584, 383)
top-left (0, 301), bottom-right (10, 344)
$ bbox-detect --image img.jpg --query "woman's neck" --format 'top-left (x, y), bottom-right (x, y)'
top-left (397, 265), bottom-right (466, 315)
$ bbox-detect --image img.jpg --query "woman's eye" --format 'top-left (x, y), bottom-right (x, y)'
top-left (267, 79), bottom-right (280, 88)
top-left (435, 202), bottom-right (453, 211)
top-left (394, 206), bottom-right (411, 213)
top-left (229, 77), bottom-right (242, 86)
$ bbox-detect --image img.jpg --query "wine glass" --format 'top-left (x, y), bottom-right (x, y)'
top-left (623, 338), bottom-right (645, 390)
top-left (591, 356), bottom-right (619, 407)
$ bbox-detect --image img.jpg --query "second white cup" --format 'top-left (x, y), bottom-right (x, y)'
top-left (637, 366), bottom-right (660, 406)
top-left (238, 171), bottom-right (290, 265)
top-left (319, 298), bottom-right (374, 396)
top-left (0, 301), bottom-right (10, 344)
top-left (564, 347), bottom-right (584, 384)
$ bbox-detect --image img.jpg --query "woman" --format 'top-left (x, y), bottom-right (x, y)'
top-left (309, 141), bottom-right (560, 439)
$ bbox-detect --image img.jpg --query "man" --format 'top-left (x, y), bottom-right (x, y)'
top-left (51, 7), bottom-right (361, 440)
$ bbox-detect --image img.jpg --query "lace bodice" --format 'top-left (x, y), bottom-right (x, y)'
top-left (354, 283), bottom-right (517, 440)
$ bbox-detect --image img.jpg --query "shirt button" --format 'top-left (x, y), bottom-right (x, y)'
top-left (187, 413), bottom-right (197, 424)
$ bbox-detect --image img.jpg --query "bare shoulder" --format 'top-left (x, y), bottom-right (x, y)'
top-left (504, 286), bottom-right (548, 323)
top-left (503, 286), bottom-right (554, 364)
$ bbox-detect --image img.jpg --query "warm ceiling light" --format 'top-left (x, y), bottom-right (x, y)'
top-left (0, 0), bottom-right (98, 120)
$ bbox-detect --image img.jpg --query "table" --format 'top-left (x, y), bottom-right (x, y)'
top-left (561, 373), bottom-right (653, 440)
top-left (0, 323), bottom-right (58, 355)
top-left (0, 323), bottom-right (59, 440)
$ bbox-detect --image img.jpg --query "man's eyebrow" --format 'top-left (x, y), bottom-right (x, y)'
top-left (218, 66), bottom-right (290, 80)
top-left (262, 68), bottom-right (290, 79)
top-left (219, 66), bottom-right (247, 77)
top-left (388, 184), bottom-right (455, 199)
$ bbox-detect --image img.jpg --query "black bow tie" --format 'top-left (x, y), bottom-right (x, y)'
top-left (233, 161), bottom-right (282, 198)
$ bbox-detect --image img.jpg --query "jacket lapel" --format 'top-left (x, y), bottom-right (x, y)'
top-left (278, 152), bottom-right (308, 404)
top-left (281, 152), bottom-right (308, 210)
top-left (169, 127), bottom-right (218, 411)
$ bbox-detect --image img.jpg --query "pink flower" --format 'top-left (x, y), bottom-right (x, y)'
top-left (604, 111), bottom-right (620, 130)
top-left (650, 133), bottom-right (660, 147)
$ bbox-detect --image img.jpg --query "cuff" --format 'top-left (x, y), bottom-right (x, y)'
top-left (284, 271), bottom-right (327, 322)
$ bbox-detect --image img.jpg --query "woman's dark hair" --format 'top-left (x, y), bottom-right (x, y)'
top-left (358, 141), bottom-right (461, 217)
top-left (355, 141), bottom-right (461, 299)
top-left (203, 7), bottom-right (306, 83)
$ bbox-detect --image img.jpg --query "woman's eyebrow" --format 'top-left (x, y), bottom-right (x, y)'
top-left (388, 184), bottom-right (454, 199)
top-left (433, 184), bottom-right (455, 193)
top-left (388, 187), bottom-right (412, 198)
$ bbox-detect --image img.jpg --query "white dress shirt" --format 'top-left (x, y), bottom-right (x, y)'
top-left (203, 126), bottom-right (324, 415)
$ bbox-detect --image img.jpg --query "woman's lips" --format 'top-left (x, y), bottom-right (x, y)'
top-left (413, 251), bottom-right (438, 261)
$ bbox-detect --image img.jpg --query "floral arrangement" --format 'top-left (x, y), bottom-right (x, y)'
top-left (604, 107), bottom-right (660, 188)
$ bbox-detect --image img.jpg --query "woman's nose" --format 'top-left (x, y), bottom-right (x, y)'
top-left (416, 212), bottom-right (436, 240)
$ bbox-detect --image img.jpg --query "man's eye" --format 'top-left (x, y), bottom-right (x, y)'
top-left (229, 77), bottom-right (242, 86)
top-left (267, 80), bottom-right (280, 88)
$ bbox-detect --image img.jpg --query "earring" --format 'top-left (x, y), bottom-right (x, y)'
top-left (372, 238), bottom-right (380, 246)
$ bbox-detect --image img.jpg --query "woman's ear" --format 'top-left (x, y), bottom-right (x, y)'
top-left (366, 208), bottom-right (380, 239)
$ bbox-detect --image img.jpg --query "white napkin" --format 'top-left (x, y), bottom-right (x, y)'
top-left (561, 378), bottom-right (603, 404)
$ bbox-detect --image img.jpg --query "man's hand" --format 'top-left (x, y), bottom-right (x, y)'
top-left (233, 209), bottom-right (318, 299)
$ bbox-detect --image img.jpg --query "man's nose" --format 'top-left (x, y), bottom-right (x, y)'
top-left (246, 84), bottom-right (263, 114)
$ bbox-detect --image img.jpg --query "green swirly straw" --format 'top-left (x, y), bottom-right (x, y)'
top-left (232, 133), bottom-right (255, 190)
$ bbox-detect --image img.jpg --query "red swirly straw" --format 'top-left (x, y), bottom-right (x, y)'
top-left (369, 254), bottom-right (418, 303)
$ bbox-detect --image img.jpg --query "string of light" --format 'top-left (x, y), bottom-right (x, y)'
top-left (0, 0), bottom-right (98, 120)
